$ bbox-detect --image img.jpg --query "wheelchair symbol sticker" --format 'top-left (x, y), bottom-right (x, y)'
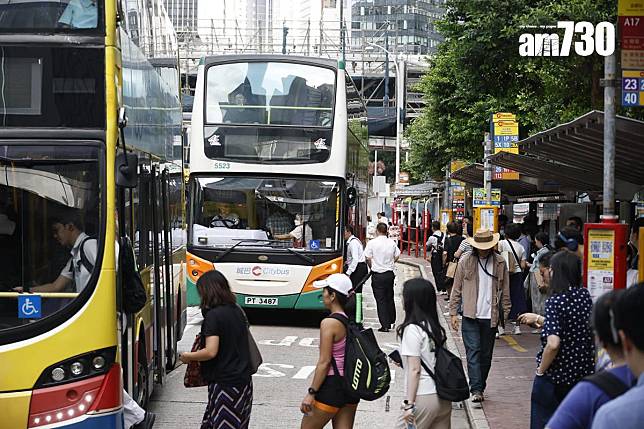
top-left (18, 295), bottom-right (42, 319)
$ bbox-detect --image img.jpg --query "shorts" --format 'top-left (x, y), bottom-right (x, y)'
top-left (313, 375), bottom-right (360, 413)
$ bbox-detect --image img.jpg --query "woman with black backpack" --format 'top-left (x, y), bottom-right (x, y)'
top-left (396, 278), bottom-right (452, 429)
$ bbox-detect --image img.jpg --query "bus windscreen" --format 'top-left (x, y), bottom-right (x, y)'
top-left (189, 176), bottom-right (341, 252)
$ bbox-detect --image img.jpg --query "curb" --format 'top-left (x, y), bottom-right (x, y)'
top-left (398, 259), bottom-right (491, 429)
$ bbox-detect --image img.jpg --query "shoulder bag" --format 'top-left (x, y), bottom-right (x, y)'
top-left (238, 305), bottom-right (263, 374)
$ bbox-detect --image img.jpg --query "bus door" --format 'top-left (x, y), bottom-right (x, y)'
top-left (150, 164), bottom-right (167, 384)
top-left (161, 167), bottom-right (177, 370)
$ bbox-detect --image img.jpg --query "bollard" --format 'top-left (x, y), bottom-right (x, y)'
top-left (355, 293), bottom-right (363, 324)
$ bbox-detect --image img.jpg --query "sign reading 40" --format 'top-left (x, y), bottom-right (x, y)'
top-left (519, 21), bottom-right (615, 57)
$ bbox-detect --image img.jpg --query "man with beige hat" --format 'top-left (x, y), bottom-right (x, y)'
top-left (449, 229), bottom-right (510, 407)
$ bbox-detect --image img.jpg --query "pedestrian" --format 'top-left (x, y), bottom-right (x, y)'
top-left (364, 222), bottom-right (401, 332)
top-left (497, 223), bottom-right (528, 335)
top-left (366, 215), bottom-right (377, 241)
top-left (426, 221), bottom-right (446, 294)
top-left (454, 222), bottom-right (474, 259)
top-left (554, 226), bottom-right (584, 262)
top-left (300, 274), bottom-right (360, 429)
top-left (378, 212), bottom-right (389, 225)
top-left (545, 290), bottom-right (636, 429)
top-left (396, 278), bottom-right (451, 429)
top-left (449, 229), bottom-right (511, 406)
top-left (344, 225), bottom-right (368, 292)
top-left (443, 221), bottom-right (465, 302)
top-left (518, 251), bottom-right (594, 429)
top-left (591, 283), bottom-right (644, 429)
top-left (179, 271), bottom-right (253, 429)
top-left (565, 216), bottom-right (583, 233)
top-left (525, 234), bottom-right (553, 324)
top-left (626, 218), bottom-right (644, 286)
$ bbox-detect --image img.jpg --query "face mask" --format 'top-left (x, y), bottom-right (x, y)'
top-left (294, 219), bottom-right (302, 226)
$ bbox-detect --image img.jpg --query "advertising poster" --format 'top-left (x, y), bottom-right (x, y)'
top-left (587, 229), bottom-right (616, 300)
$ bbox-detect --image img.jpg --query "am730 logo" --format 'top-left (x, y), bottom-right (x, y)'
top-left (519, 21), bottom-right (615, 57)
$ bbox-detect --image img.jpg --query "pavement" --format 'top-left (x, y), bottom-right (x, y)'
top-left (399, 255), bottom-right (541, 429)
top-left (148, 263), bottom-right (471, 428)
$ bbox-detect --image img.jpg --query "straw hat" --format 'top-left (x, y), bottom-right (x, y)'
top-left (466, 229), bottom-right (500, 250)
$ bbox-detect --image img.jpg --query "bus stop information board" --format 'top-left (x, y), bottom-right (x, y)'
top-left (587, 229), bottom-right (616, 300)
top-left (620, 0), bottom-right (644, 104)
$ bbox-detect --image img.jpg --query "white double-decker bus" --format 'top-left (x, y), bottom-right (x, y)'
top-left (187, 55), bottom-right (368, 309)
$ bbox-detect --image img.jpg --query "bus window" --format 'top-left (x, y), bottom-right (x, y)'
top-left (0, 143), bottom-right (101, 330)
top-left (0, 0), bottom-right (104, 33)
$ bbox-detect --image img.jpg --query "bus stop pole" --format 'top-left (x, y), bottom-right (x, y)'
top-left (602, 53), bottom-right (617, 218)
top-left (484, 132), bottom-right (493, 206)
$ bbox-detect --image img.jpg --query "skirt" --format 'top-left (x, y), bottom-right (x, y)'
top-left (508, 272), bottom-right (528, 320)
top-left (201, 381), bottom-right (253, 429)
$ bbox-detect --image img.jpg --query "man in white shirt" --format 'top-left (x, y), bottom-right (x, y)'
top-left (378, 212), bottom-right (389, 225)
top-left (364, 222), bottom-right (401, 332)
top-left (344, 225), bottom-right (368, 293)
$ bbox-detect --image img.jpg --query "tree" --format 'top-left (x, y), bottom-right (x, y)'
top-left (406, 0), bottom-right (624, 180)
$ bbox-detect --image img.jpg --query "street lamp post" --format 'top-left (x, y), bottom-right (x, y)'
top-left (366, 42), bottom-right (402, 186)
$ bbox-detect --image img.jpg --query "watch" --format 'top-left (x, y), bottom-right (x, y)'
top-left (308, 387), bottom-right (318, 395)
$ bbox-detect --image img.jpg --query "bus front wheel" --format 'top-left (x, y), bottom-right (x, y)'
top-left (135, 341), bottom-right (150, 409)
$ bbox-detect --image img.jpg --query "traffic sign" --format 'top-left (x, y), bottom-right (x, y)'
top-left (622, 70), bottom-right (644, 106)
top-left (18, 295), bottom-right (42, 319)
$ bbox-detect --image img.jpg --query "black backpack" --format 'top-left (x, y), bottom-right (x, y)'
top-left (583, 370), bottom-right (633, 399)
top-left (329, 313), bottom-right (391, 401)
top-left (118, 237), bottom-right (147, 314)
top-left (416, 324), bottom-right (470, 402)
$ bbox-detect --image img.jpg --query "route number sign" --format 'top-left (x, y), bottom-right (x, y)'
top-left (622, 70), bottom-right (644, 106)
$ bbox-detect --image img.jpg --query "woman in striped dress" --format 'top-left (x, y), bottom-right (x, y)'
top-left (180, 271), bottom-right (253, 429)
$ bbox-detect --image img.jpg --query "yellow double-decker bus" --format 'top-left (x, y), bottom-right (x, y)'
top-left (0, 1), bottom-right (186, 427)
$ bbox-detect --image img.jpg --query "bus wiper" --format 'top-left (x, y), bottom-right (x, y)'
top-left (213, 240), bottom-right (244, 263)
top-left (284, 247), bottom-right (314, 264)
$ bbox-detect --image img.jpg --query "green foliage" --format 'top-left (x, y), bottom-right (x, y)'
top-left (406, 0), bottom-right (627, 181)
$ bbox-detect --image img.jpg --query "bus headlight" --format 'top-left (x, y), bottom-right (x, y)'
top-left (51, 367), bottom-right (65, 382)
top-left (92, 356), bottom-right (106, 370)
top-left (70, 362), bottom-right (84, 376)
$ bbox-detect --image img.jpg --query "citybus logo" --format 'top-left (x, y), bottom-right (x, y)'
top-left (519, 21), bottom-right (615, 57)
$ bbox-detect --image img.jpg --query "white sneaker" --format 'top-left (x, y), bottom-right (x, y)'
top-left (513, 324), bottom-right (522, 335)
top-left (497, 325), bottom-right (505, 336)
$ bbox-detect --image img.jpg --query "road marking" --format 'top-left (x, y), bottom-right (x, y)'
top-left (253, 363), bottom-right (295, 378)
top-left (501, 335), bottom-right (527, 353)
top-left (298, 338), bottom-right (318, 348)
top-left (258, 336), bottom-right (298, 346)
top-left (292, 366), bottom-right (316, 379)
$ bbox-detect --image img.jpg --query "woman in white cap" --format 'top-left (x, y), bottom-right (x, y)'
top-left (300, 273), bottom-right (360, 429)
top-left (449, 229), bottom-right (510, 406)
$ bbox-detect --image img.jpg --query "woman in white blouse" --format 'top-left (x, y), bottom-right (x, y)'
top-left (396, 278), bottom-right (451, 429)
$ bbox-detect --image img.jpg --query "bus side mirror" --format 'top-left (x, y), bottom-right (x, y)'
top-left (116, 152), bottom-right (139, 188)
top-left (347, 187), bottom-right (357, 207)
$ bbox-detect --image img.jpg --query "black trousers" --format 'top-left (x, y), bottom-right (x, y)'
top-left (371, 271), bottom-right (396, 328)
top-left (349, 262), bottom-right (369, 293)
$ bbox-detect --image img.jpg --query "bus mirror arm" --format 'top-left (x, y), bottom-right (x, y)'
top-left (116, 108), bottom-right (138, 188)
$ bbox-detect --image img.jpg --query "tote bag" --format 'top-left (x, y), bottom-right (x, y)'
top-left (184, 333), bottom-right (208, 388)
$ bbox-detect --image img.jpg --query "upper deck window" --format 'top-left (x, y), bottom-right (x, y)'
top-left (205, 62), bottom-right (336, 127)
top-left (0, 0), bottom-right (103, 33)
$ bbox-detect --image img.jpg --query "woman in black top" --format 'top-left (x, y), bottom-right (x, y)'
top-left (443, 221), bottom-right (465, 301)
top-left (180, 271), bottom-right (253, 429)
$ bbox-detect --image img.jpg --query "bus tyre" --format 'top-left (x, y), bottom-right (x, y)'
top-left (136, 342), bottom-right (150, 409)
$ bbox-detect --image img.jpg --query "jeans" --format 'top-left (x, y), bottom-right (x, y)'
top-left (371, 271), bottom-right (396, 328)
top-left (461, 317), bottom-right (496, 393)
top-left (530, 375), bottom-right (560, 429)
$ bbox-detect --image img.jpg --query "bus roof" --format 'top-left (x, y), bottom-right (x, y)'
top-left (202, 55), bottom-right (338, 69)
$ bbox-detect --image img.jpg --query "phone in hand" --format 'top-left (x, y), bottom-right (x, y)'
top-left (388, 350), bottom-right (403, 367)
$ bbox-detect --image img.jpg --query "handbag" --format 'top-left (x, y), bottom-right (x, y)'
top-left (184, 333), bottom-right (208, 388)
top-left (238, 305), bottom-right (263, 374)
top-left (445, 259), bottom-right (458, 278)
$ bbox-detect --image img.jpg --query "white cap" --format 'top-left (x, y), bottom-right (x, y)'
top-left (312, 273), bottom-right (353, 296)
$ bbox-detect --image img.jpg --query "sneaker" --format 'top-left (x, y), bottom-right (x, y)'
top-left (470, 392), bottom-right (484, 408)
top-left (513, 324), bottom-right (522, 335)
top-left (497, 325), bottom-right (505, 336)
top-left (377, 327), bottom-right (390, 333)
top-left (133, 412), bottom-right (156, 429)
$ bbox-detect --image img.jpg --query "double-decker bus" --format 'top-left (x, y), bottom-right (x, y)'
top-left (187, 55), bottom-right (369, 309)
top-left (0, 1), bottom-right (185, 427)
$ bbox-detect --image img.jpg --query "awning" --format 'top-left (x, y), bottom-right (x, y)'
top-left (393, 180), bottom-right (443, 197)
top-left (488, 111), bottom-right (644, 198)
top-left (450, 163), bottom-right (560, 197)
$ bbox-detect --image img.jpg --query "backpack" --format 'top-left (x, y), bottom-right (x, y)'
top-left (78, 236), bottom-right (96, 272)
top-left (583, 370), bottom-right (632, 399)
top-left (417, 324), bottom-right (470, 402)
top-left (329, 313), bottom-right (391, 401)
top-left (118, 236), bottom-right (148, 314)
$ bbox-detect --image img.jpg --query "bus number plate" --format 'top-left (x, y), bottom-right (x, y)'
top-left (245, 296), bottom-right (278, 306)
